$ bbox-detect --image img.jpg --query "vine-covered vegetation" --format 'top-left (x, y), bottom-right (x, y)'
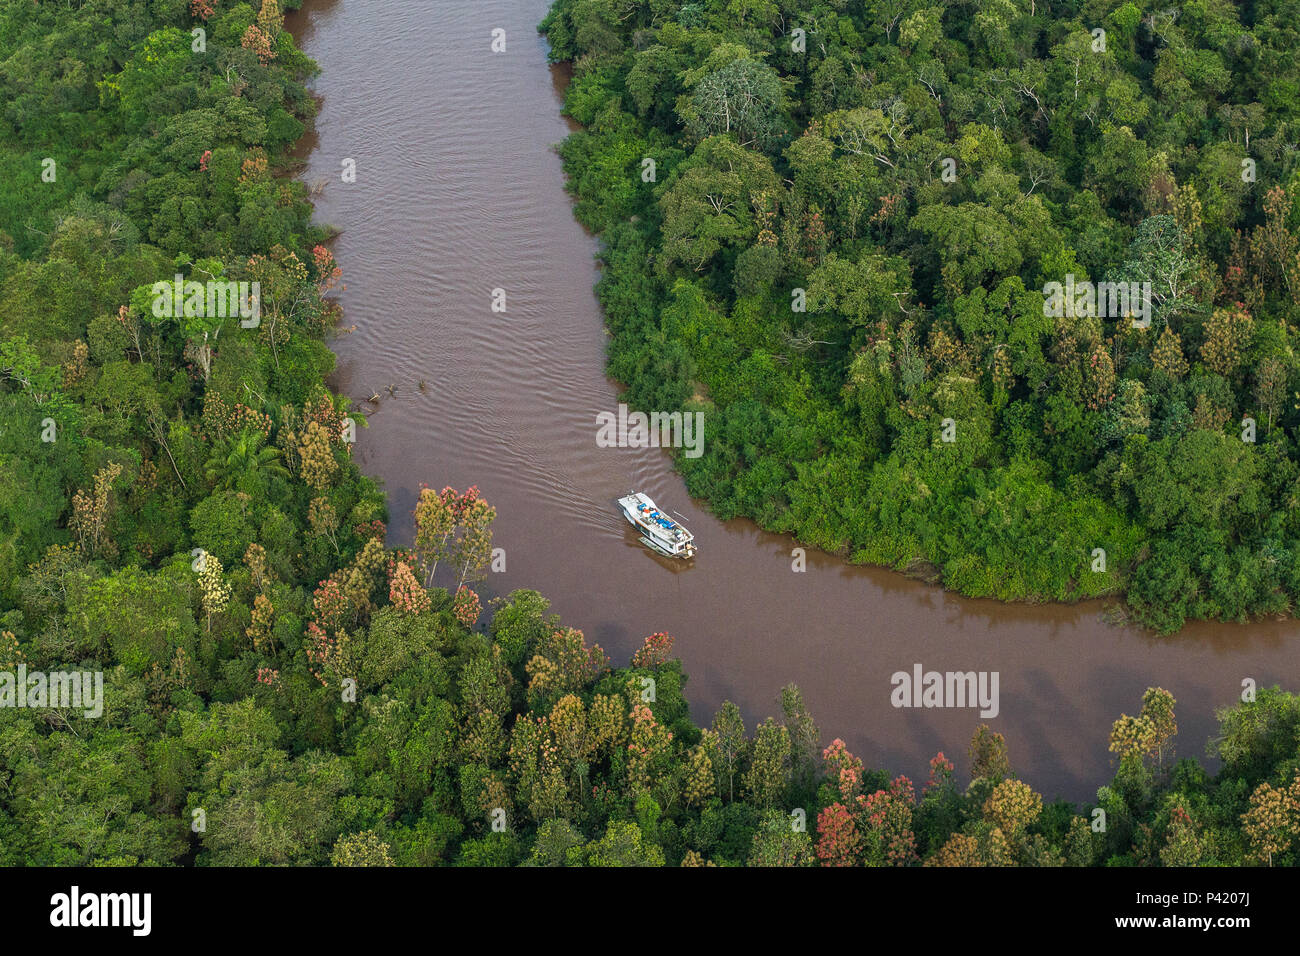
top-left (3, 0), bottom-right (1300, 868)
top-left (541, 0), bottom-right (1300, 632)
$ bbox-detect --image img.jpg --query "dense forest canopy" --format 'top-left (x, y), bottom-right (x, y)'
top-left (0, 0), bottom-right (1298, 868)
top-left (541, 0), bottom-right (1300, 632)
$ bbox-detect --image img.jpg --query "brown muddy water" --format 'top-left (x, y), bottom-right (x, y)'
top-left (286, 0), bottom-right (1299, 801)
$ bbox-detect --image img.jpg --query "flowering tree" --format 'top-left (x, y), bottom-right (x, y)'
top-left (247, 593), bottom-right (275, 652)
top-left (589, 694), bottom-right (628, 758)
top-left (1109, 687), bottom-right (1177, 776)
top-left (1242, 772), bottom-right (1300, 866)
top-left (683, 743), bottom-right (714, 808)
top-left (549, 694), bottom-right (595, 792)
top-left (387, 560), bottom-right (431, 615)
top-left (815, 803), bottom-right (861, 866)
top-left (1200, 304), bottom-right (1253, 376)
top-left (452, 585), bottom-right (481, 628)
top-left (197, 553), bottom-right (231, 633)
top-left (70, 461), bottom-right (125, 559)
top-left (330, 831), bottom-right (394, 867)
top-left (412, 485), bottom-right (497, 590)
top-left (626, 703), bottom-right (673, 798)
top-left (925, 751), bottom-right (956, 795)
top-left (305, 622), bottom-right (335, 686)
top-left (631, 631), bottom-right (674, 668)
top-left (455, 495), bottom-right (496, 590)
top-left (822, 738), bottom-right (864, 803)
top-left (861, 776), bottom-right (919, 866)
top-left (297, 421), bottom-right (338, 492)
top-left (969, 724), bottom-right (1011, 782)
top-left (241, 25), bottom-right (275, 63)
top-left (1151, 325), bottom-right (1188, 378)
top-left (244, 542), bottom-right (270, 591)
top-left (508, 714), bottom-right (571, 823)
top-left (413, 486), bottom-right (457, 585)
top-left (982, 778), bottom-right (1042, 845)
top-left (312, 244), bottom-right (342, 295)
top-left (257, 0), bottom-right (283, 37)
top-left (311, 573), bottom-right (351, 634)
top-left (927, 832), bottom-right (981, 867)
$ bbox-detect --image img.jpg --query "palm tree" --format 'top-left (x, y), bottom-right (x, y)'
top-left (205, 430), bottom-right (289, 492)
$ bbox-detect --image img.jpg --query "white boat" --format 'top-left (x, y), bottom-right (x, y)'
top-left (618, 492), bottom-right (696, 559)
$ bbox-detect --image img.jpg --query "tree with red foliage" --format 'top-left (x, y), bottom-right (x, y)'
top-left (822, 738), bottom-right (864, 802)
top-left (815, 803), bottom-right (861, 866)
top-left (453, 585), bottom-right (481, 628)
top-left (632, 631), bottom-right (674, 668)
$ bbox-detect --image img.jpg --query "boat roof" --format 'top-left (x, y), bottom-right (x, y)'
top-left (628, 500), bottom-right (689, 536)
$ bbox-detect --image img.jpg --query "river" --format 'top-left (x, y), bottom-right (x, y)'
top-left (286, 0), bottom-right (1299, 802)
